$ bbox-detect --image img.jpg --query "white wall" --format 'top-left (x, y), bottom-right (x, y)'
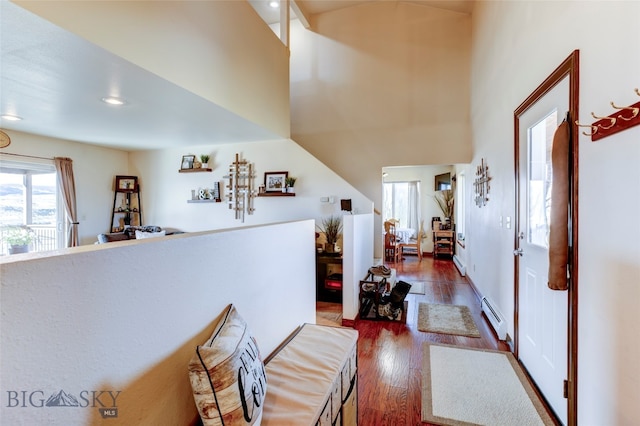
top-left (1, 131), bottom-right (373, 246)
top-left (342, 213), bottom-right (375, 321)
top-left (0, 220), bottom-right (316, 425)
top-left (129, 139), bottom-right (372, 233)
top-left (470, 1), bottom-right (640, 423)
top-left (290, 2), bottom-right (472, 213)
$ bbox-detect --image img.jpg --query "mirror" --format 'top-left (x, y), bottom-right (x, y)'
top-left (434, 173), bottom-right (451, 191)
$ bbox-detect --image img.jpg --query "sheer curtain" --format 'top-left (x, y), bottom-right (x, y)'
top-left (407, 181), bottom-right (420, 232)
top-left (383, 180), bottom-right (421, 234)
top-left (54, 157), bottom-right (79, 247)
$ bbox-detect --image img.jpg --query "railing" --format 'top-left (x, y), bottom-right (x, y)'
top-left (0, 225), bottom-right (59, 256)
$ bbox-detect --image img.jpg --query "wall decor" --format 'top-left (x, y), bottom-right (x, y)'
top-left (224, 153), bottom-right (256, 222)
top-left (115, 175), bottom-right (138, 192)
top-left (264, 171), bottom-right (288, 192)
top-left (181, 155), bottom-right (195, 170)
top-left (473, 158), bottom-right (491, 207)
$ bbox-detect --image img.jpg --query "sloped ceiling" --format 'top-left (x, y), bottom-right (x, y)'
top-left (0, 0), bottom-right (472, 151)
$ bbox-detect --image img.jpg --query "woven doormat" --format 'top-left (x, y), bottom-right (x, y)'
top-left (418, 303), bottom-right (480, 337)
top-left (422, 343), bottom-right (555, 425)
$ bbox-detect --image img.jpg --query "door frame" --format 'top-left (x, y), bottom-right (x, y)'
top-left (513, 50), bottom-right (579, 425)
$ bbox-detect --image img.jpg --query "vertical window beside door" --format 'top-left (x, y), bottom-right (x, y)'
top-left (0, 158), bottom-right (62, 254)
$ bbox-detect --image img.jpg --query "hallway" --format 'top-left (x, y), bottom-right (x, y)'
top-left (318, 255), bottom-right (513, 425)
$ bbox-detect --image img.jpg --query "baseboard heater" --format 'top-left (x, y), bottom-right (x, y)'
top-left (452, 255), bottom-right (466, 276)
top-left (481, 297), bottom-right (507, 340)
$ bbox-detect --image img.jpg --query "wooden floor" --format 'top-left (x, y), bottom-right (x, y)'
top-left (316, 255), bottom-right (510, 426)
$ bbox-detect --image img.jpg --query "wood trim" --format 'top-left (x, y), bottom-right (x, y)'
top-left (513, 49), bottom-right (579, 426)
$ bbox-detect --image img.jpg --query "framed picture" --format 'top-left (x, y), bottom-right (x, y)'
top-left (264, 171), bottom-right (288, 192)
top-left (181, 155), bottom-right (196, 170)
top-left (115, 175), bottom-right (138, 192)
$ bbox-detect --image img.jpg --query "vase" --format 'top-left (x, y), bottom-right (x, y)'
top-left (201, 163), bottom-right (208, 169)
top-left (325, 243), bottom-right (336, 253)
top-left (287, 187), bottom-right (295, 193)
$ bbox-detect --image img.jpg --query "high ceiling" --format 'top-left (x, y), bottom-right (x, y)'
top-left (250, 0), bottom-right (474, 24)
top-left (0, 1), bottom-right (473, 151)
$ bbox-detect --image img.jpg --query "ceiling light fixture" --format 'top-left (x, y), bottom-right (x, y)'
top-left (101, 97), bottom-right (126, 106)
top-left (1, 114), bottom-right (23, 121)
top-left (269, 1), bottom-right (279, 8)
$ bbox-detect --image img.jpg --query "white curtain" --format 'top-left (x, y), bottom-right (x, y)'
top-left (407, 181), bottom-right (420, 233)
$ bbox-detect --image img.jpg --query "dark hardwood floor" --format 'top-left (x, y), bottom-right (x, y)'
top-left (317, 254), bottom-right (510, 426)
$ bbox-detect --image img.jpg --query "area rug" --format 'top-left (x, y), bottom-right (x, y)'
top-left (316, 311), bottom-right (342, 327)
top-left (422, 343), bottom-right (555, 425)
top-left (408, 281), bottom-right (425, 294)
top-left (418, 303), bottom-right (480, 337)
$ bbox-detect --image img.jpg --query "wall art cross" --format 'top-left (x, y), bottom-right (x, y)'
top-left (474, 158), bottom-right (491, 207)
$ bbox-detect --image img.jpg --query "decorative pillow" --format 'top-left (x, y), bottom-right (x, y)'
top-left (134, 230), bottom-right (166, 239)
top-left (189, 304), bottom-right (267, 426)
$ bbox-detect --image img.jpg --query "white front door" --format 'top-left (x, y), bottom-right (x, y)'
top-left (516, 76), bottom-right (569, 424)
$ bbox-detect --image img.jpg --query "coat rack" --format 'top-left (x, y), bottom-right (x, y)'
top-left (575, 88), bottom-right (640, 142)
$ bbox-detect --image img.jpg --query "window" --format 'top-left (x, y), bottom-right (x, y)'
top-left (0, 158), bottom-right (63, 254)
top-left (383, 181), bottom-right (421, 231)
top-left (456, 171), bottom-right (466, 242)
top-left (527, 110), bottom-right (557, 248)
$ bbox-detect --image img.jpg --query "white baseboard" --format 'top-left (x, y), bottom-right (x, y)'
top-left (453, 255), bottom-right (466, 276)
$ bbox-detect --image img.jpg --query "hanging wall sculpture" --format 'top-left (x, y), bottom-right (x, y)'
top-left (473, 158), bottom-right (491, 207)
top-left (224, 153), bottom-right (256, 222)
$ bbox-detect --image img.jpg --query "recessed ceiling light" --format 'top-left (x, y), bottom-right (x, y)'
top-left (101, 97), bottom-right (126, 106)
top-left (1, 114), bottom-right (22, 121)
top-left (269, 1), bottom-right (279, 8)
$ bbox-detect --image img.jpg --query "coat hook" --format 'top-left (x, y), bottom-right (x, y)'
top-left (574, 120), bottom-right (598, 136)
top-left (635, 88), bottom-right (639, 96)
top-left (590, 112), bottom-right (616, 129)
top-left (610, 101), bottom-right (639, 121)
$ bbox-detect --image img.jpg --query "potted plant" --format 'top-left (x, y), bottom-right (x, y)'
top-left (200, 154), bottom-right (210, 169)
top-left (434, 189), bottom-right (454, 225)
top-left (317, 215), bottom-right (342, 253)
top-left (285, 176), bottom-right (297, 193)
top-left (3, 225), bottom-right (36, 254)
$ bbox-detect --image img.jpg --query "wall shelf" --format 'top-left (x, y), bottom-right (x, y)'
top-left (179, 168), bottom-right (212, 173)
top-left (257, 192), bottom-right (296, 197)
top-left (187, 199), bottom-right (221, 203)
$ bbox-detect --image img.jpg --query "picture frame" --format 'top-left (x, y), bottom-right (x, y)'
top-left (264, 171), bottom-right (288, 192)
top-left (115, 175), bottom-right (138, 192)
top-left (181, 155), bottom-right (195, 170)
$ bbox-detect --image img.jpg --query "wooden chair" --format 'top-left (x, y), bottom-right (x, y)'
top-left (383, 220), bottom-right (401, 263)
top-left (399, 220), bottom-right (425, 261)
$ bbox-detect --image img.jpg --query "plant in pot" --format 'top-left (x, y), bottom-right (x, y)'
top-left (3, 225), bottom-right (36, 254)
top-left (317, 215), bottom-right (342, 253)
top-left (200, 154), bottom-right (210, 169)
top-left (434, 189), bottom-right (454, 226)
top-left (285, 176), bottom-right (297, 193)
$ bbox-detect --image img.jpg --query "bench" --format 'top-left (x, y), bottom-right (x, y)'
top-left (262, 324), bottom-right (359, 425)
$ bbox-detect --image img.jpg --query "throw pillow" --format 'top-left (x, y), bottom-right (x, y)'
top-left (134, 230), bottom-right (166, 239)
top-left (189, 304), bottom-right (267, 426)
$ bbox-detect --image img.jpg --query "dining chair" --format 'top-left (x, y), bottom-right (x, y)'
top-left (384, 220), bottom-right (401, 263)
top-left (399, 220), bottom-right (425, 261)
